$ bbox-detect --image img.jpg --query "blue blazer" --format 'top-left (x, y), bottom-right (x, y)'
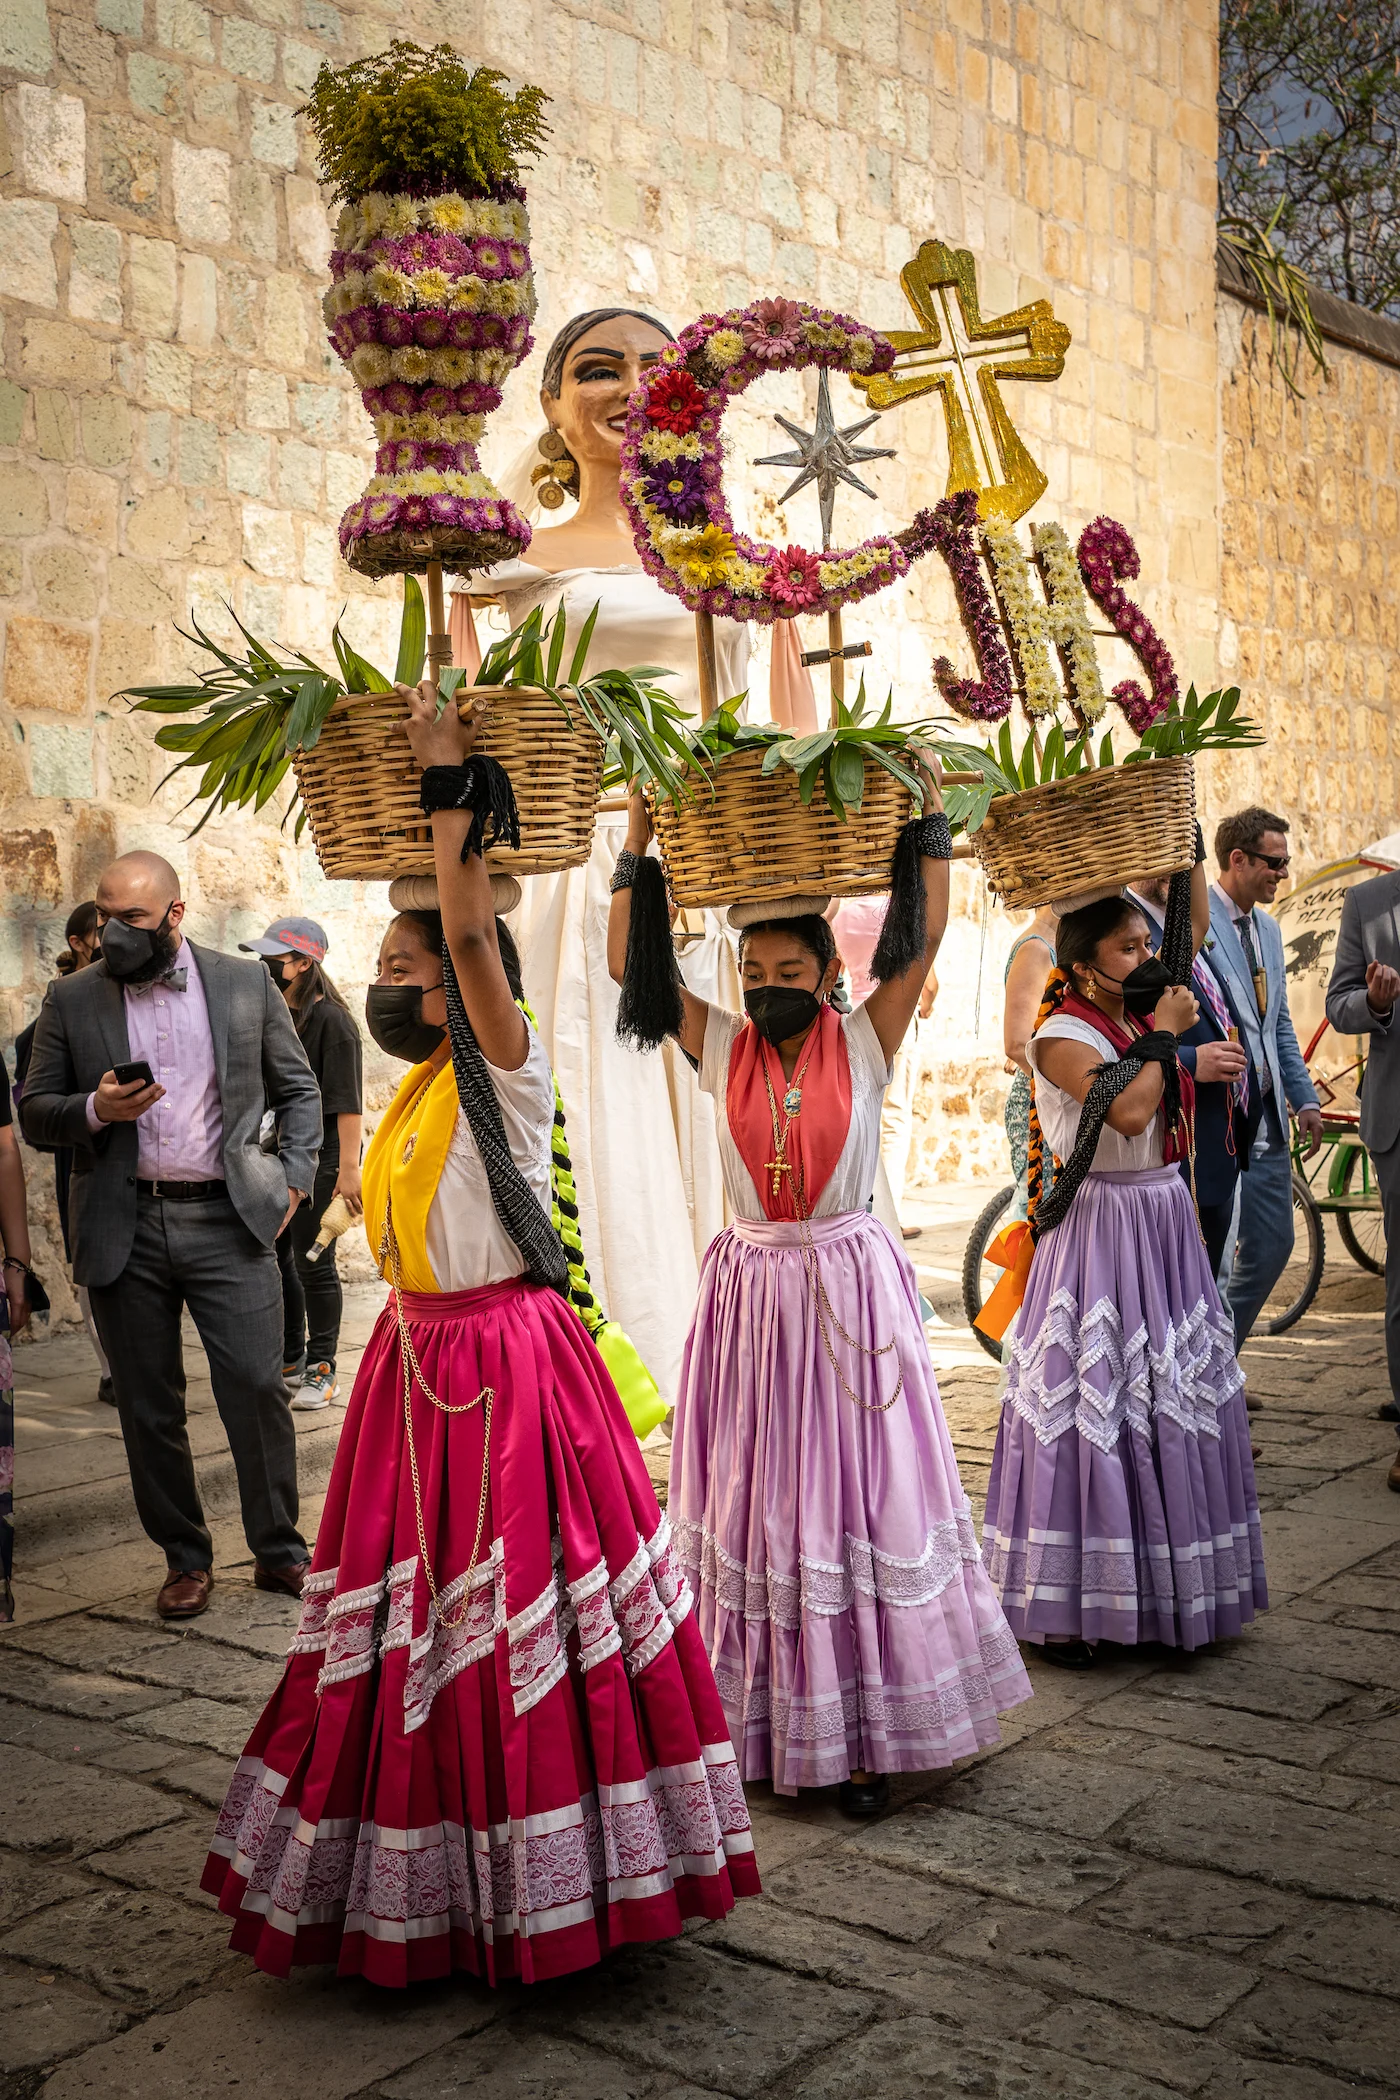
top-left (1132, 895), bottom-right (1261, 1207)
top-left (1206, 886), bottom-right (1320, 1121)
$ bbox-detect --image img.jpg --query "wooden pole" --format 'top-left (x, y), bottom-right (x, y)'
top-left (695, 609), bottom-right (719, 717)
top-left (424, 559), bottom-right (452, 680)
top-left (827, 607), bottom-right (844, 721)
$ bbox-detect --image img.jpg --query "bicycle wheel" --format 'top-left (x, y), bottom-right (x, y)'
top-left (1336, 1144), bottom-right (1387, 1276)
top-left (1260, 1173), bottom-right (1325, 1334)
top-left (962, 1184), bottom-right (1018, 1362)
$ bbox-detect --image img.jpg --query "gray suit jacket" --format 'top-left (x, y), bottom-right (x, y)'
top-left (20, 939), bottom-right (322, 1287)
top-left (1206, 887), bottom-right (1319, 1123)
top-left (1324, 869), bottom-right (1400, 1156)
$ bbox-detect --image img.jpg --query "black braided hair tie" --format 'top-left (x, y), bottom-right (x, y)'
top-left (911, 812), bottom-right (953, 860)
top-left (1101, 1029), bottom-right (1178, 1070)
top-left (610, 847), bottom-right (643, 894)
top-left (418, 757), bottom-right (521, 861)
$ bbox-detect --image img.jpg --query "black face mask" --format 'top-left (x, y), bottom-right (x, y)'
top-left (1094, 954), bottom-right (1173, 1018)
top-left (266, 957), bottom-right (289, 988)
top-left (744, 985), bottom-right (822, 1047)
top-left (365, 982), bottom-right (445, 1063)
top-left (100, 905), bottom-right (178, 984)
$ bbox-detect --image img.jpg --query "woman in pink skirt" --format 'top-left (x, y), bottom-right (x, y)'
top-left (608, 768), bottom-right (1031, 1815)
top-left (202, 685), bottom-right (757, 1987)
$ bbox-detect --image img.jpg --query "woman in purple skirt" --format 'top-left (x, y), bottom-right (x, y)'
top-left (982, 880), bottom-right (1266, 1667)
top-left (607, 771), bottom-right (1032, 1815)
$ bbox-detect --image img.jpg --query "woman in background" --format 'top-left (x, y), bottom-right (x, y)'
top-left (1001, 903), bottom-right (1059, 1219)
top-left (240, 918), bottom-right (363, 1410)
top-left (13, 903), bottom-right (107, 1403)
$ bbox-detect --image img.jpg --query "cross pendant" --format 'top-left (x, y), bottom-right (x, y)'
top-left (765, 1158), bottom-right (789, 1198)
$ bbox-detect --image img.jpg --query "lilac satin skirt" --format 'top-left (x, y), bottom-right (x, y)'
top-left (671, 1211), bottom-right (1032, 1794)
top-left (983, 1166), bottom-right (1266, 1649)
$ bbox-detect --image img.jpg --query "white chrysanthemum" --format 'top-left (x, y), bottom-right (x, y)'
top-left (383, 195), bottom-right (418, 237)
top-left (349, 343), bottom-right (392, 386)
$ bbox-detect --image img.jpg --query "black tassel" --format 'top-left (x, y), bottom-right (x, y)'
top-left (418, 757), bottom-right (521, 860)
top-left (616, 855), bottom-right (684, 1049)
top-left (870, 821), bottom-right (928, 983)
top-left (1161, 865), bottom-right (1193, 984)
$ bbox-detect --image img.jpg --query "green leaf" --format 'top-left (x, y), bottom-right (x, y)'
top-left (829, 740), bottom-right (866, 810)
top-left (797, 755), bottom-right (825, 805)
top-left (567, 601), bottom-right (601, 685)
top-left (333, 624), bottom-right (392, 693)
top-left (821, 755), bottom-right (846, 821)
top-left (1040, 721), bottom-right (1065, 781)
top-left (394, 576), bottom-right (426, 686)
top-left (998, 720), bottom-right (1016, 776)
top-left (760, 741), bottom-right (787, 775)
top-left (1100, 729), bottom-right (1116, 767)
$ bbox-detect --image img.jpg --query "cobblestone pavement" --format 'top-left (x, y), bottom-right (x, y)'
top-left (2, 1187), bottom-right (1397, 2099)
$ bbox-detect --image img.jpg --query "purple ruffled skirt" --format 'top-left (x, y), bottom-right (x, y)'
top-left (671, 1211), bottom-right (1032, 1794)
top-left (983, 1166), bottom-right (1266, 1648)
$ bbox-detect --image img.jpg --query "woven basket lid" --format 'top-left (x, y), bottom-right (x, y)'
top-left (726, 893), bottom-right (832, 929)
top-left (387, 873), bottom-right (523, 917)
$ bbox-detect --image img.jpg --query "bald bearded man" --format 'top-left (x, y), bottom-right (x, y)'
top-left (22, 852), bottom-right (322, 1618)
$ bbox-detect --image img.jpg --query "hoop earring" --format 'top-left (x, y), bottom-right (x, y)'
top-left (531, 427), bottom-right (578, 510)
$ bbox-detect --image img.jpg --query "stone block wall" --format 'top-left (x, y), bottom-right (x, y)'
top-left (1214, 291), bottom-right (1400, 872)
top-left (1, 0), bottom-right (1226, 1312)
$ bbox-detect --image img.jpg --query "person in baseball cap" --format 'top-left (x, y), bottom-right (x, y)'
top-left (238, 917), bottom-right (329, 964)
top-left (242, 917), bottom-right (362, 1414)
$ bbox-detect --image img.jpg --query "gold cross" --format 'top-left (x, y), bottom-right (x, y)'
top-left (764, 1155), bottom-right (791, 1199)
top-left (852, 240), bottom-right (1070, 524)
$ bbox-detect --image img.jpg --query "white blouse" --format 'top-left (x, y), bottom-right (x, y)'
top-left (460, 560), bottom-right (750, 716)
top-left (1028, 1015), bottom-right (1164, 1173)
top-left (698, 1003), bottom-right (893, 1222)
top-left (424, 1025), bottom-right (558, 1291)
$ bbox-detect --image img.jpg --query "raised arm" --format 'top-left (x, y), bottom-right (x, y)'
top-left (607, 792), bottom-right (708, 1063)
top-left (399, 679), bottom-right (529, 1072)
top-left (862, 759), bottom-right (950, 1066)
top-left (1326, 887), bottom-right (1398, 1039)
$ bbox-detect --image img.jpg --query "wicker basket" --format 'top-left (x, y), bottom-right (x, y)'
top-left (292, 686), bottom-right (605, 884)
top-left (650, 748), bottom-right (912, 909)
top-left (971, 754), bottom-right (1196, 912)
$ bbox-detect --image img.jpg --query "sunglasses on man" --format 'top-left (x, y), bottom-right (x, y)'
top-left (1244, 848), bottom-right (1290, 872)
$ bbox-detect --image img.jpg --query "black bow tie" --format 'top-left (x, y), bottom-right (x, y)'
top-left (133, 967), bottom-right (188, 992)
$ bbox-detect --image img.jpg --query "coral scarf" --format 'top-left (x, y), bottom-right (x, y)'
top-left (726, 1005), bottom-right (852, 1221)
top-left (1056, 987), bottom-right (1195, 1163)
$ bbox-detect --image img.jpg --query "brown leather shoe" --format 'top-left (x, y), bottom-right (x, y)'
top-left (1388, 1452), bottom-right (1400, 1494)
top-left (253, 1560), bottom-right (309, 1598)
top-left (157, 1566), bottom-right (212, 1619)
top-left (1244, 1390), bottom-right (1264, 1414)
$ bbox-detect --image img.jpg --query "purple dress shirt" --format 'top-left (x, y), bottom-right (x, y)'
top-left (86, 942), bottom-right (224, 1180)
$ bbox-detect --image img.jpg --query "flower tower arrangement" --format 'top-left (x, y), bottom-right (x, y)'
top-left (306, 42), bottom-right (549, 580)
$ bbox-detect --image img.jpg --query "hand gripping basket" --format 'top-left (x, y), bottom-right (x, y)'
top-left (971, 753), bottom-right (1196, 912)
top-left (650, 748), bottom-right (912, 910)
top-left (291, 686), bottom-right (605, 884)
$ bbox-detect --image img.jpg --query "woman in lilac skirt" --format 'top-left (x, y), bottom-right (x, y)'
top-left (607, 775), bottom-right (1032, 1814)
top-left (982, 888), bottom-right (1266, 1666)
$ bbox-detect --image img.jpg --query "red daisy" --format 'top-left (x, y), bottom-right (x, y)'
top-left (646, 367), bottom-right (707, 434)
top-left (765, 543), bottom-right (823, 610)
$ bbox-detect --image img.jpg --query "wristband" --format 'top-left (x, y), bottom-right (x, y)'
top-left (3, 1255), bottom-right (27, 1272)
top-left (911, 812), bottom-right (953, 861)
top-left (417, 756), bottom-right (520, 860)
top-left (610, 848), bottom-right (643, 894)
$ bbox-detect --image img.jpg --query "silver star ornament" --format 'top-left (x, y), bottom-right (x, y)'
top-left (753, 368), bottom-right (896, 549)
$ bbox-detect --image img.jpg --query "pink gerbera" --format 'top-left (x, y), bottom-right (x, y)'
top-left (765, 543), bottom-right (823, 609)
top-left (741, 297), bottom-right (804, 363)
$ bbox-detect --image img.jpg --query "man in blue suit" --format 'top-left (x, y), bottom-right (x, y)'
top-left (1208, 809), bottom-right (1324, 1349)
top-left (1129, 879), bottom-right (1260, 1278)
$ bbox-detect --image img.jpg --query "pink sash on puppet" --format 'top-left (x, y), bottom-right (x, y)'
top-left (726, 1005), bottom-right (852, 1221)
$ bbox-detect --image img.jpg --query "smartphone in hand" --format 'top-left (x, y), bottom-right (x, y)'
top-left (113, 1059), bottom-right (156, 1088)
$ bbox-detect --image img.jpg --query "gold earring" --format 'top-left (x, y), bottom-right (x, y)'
top-left (531, 427), bottom-right (577, 510)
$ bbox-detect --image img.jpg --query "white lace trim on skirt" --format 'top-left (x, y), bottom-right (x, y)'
top-left (1004, 1289), bottom-right (1243, 1453)
top-left (671, 1505), bottom-right (980, 1629)
top-left (209, 1742), bottom-right (752, 1943)
top-left (287, 1513), bottom-right (694, 1733)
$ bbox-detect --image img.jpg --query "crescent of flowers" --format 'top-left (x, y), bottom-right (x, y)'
top-left (1076, 515), bottom-right (1179, 733)
top-left (621, 299), bottom-right (912, 624)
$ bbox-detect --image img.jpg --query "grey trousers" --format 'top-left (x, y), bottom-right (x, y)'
top-left (1367, 1135), bottom-right (1400, 1432)
top-left (88, 1191), bottom-right (307, 1573)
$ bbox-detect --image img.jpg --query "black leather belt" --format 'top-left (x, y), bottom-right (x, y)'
top-left (137, 1179), bottom-right (227, 1200)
